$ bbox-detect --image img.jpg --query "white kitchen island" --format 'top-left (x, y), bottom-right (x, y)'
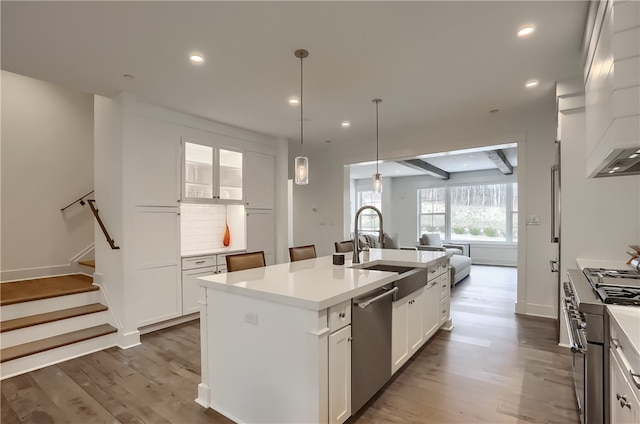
top-left (196, 248), bottom-right (451, 424)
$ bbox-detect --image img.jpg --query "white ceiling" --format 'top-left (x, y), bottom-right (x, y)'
top-left (1, 1), bottom-right (588, 147)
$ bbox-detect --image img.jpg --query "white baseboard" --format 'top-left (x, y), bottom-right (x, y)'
top-left (517, 302), bottom-right (556, 319)
top-left (1, 265), bottom-right (75, 283)
top-left (138, 314), bottom-right (199, 335)
top-left (196, 383), bottom-right (211, 408)
top-left (117, 330), bottom-right (141, 349)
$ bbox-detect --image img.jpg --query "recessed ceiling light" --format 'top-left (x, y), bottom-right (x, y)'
top-left (517, 25), bottom-right (535, 37)
top-left (190, 54), bottom-right (205, 64)
top-left (289, 97), bottom-right (300, 105)
top-left (341, 121), bottom-right (351, 128)
top-left (525, 80), bottom-right (539, 88)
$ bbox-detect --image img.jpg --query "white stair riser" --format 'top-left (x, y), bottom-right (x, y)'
top-left (1, 311), bottom-right (111, 348)
top-left (0, 333), bottom-right (116, 380)
top-left (1, 291), bottom-right (100, 320)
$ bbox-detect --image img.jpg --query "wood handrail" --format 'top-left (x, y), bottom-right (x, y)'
top-left (86, 199), bottom-right (120, 250)
top-left (60, 190), bottom-right (94, 211)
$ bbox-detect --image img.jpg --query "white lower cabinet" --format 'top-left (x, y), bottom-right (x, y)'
top-left (181, 253), bottom-right (234, 315)
top-left (392, 259), bottom-right (451, 374)
top-left (182, 267), bottom-right (214, 315)
top-left (134, 207), bottom-right (181, 327)
top-left (329, 324), bottom-right (352, 424)
top-left (438, 272), bottom-right (451, 325)
top-left (610, 349), bottom-right (640, 423)
top-left (392, 287), bottom-right (425, 374)
top-left (423, 279), bottom-right (440, 340)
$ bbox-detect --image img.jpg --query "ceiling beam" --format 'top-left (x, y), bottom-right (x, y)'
top-left (399, 159), bottom-right (450, 179)
top-left (485, 149), bottom-right (513, 174)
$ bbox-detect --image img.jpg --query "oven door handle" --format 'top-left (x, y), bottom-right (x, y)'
top-left (562, 301), bottom-right (586, 354)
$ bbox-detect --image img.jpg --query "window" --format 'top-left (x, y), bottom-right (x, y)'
top-left (418, 183), bottom-right (517, 243)
top-left (418, 187), bottom-right (446, 238)
top-left (356, 190), bottom-right (381, 234)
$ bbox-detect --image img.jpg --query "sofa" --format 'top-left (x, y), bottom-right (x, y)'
top-left (418, 233), bottom-right (471, 286)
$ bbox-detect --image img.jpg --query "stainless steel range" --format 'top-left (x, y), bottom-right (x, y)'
top-left (564, 266), bottom-right (640, 424)
top-left (582, 267), bottom-right (640, 305)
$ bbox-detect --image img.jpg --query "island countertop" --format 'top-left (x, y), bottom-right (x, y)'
top-left (198, 248), bottom-right (451, 311)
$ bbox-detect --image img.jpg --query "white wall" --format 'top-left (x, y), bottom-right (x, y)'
top-left (94, 94), bottom-right (282, 346)
top-left (1, 71), bottom-right (94, 281)
top-left (290, 108), bottom-right (562, 318)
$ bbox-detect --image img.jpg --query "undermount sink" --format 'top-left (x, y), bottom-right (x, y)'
top-left (357, 264), bottom-right (416, 274)
top-left (356, 263), bottom-right (427, 300)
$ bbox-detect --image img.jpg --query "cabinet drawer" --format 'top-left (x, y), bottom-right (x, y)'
top-left (329, 300), bottom-right (352, 332)
top-left (439, 260), bottom-right (449, 274)
top-left (439, 296), bottom-right (449, 325)
top-left (427, 264), bottom-right (440, 280)
top-left (439, 273), bottom-right (450, 299)
top-left (182, 256), bottom-right (215, 270)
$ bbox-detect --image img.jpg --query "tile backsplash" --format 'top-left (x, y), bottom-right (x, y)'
top-left (180, 204), bottom-right (230, 253)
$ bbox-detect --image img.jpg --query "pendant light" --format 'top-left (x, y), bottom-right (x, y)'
top-left (372, 98), bottom-right (382, 193)
top-left (294, 49), bottom-right (309, 185)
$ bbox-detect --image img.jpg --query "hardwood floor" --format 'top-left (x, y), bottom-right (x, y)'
top-left (350, 265), bottom-right (579, 423)
top-left (1, 265), bottom-right (579, 423)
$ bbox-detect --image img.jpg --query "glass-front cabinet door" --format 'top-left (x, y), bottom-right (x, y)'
top-left (218, 148), bottom-right (243, 201)
top-left (184, 141), bottom-right (214, 200)
top-left (182, 138), bottom-right (243, 203)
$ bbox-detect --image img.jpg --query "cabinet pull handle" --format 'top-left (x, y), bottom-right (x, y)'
top-left (338, 312), bottom-right (346, 319)
top-left (611, 338), bottom-right (621, 348)
top-left (195, 260), bottom-right (205, 264)
top-left (348, 336), bottom-right (353, 342)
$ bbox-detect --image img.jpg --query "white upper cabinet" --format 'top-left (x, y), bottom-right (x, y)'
top-left (585, 0), bottom-right (640, 177)
top-left (182, 137), bottom-right (243, 203)
top-left (245, 151), bottom-right (274, 209)
top-left (129, 130), bottom-right (180, 207)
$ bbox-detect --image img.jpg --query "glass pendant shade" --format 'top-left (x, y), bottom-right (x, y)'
top-left (373, 173), bottom-right (382, 193)
top-left (295, 156), bottom-right (309, 185)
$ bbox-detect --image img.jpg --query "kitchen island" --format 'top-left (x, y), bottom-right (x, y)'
top-left (196, 248), bottom-right (451, 424)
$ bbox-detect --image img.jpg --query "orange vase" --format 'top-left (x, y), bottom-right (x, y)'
top-left (223, 218), bottom-right (231, 247)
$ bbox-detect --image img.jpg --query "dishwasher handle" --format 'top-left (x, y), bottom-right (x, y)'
top-left (354, 286), bottom-right (399, 309)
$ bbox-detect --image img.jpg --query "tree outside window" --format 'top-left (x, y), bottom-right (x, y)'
top-left (418, 187), bottom-right (446, 238)
top-left (418, 183), bottom-right (517, 243)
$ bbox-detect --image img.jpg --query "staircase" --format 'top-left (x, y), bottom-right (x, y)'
top-left (0, 272), bottom-right (117, 379)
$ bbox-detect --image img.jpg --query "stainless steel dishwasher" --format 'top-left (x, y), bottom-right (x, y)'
top-left (351, 283), bottom-right (397, 414)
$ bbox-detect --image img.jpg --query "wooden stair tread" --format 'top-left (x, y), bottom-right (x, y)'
top-left (0, 274), bottom-right (97, 306)
top-left (78, 260), bottom-right (95, 268)
top-left (0, 324), bottom-right (117, 363)
top-left (0, 303), bottom-right (108, 333)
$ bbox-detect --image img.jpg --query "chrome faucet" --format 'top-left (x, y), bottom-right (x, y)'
top-left (353, 205), bottom-right (384, 264)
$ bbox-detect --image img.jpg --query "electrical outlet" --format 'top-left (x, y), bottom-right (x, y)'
top-left (244, 311), bottom-right (258, 325)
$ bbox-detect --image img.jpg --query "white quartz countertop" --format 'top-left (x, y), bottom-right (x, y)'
top-left (576, 258), bottom-right (635, 271)
top-left (607, 305), bottom-right (640, 360)
top-left (198, 248), bottom-right (451, 311)
top-left (182, 248), bottom-right (245, 258)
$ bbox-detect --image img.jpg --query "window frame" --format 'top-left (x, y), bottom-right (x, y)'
top-left (417, 182), bottom-right (518, 244)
